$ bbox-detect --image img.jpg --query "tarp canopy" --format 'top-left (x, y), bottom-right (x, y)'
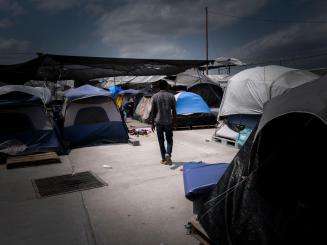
top-left (219, 65), bottom-right (319, 117)
top-left (64, 84), bottom-right (110, 101)
top-left (175, 92), bottom-right (211, 115)
top-left (118, 89), bottom-right (142, 95)
top-left (198, 75), bottom-right (327, 244)
top-left (0, 85), bottom-right (51, 105)
top-left (199, 57), bottom-right (245, 71)
top-left (102, 75), bottom-right (166, 86)
top-left (99, 76), bottom-right (186, 88)
top-left (0, 54), bottom-right (212, 84)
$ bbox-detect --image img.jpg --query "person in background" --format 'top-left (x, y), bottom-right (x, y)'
top-left (150, 80), bottom-right (176, 165)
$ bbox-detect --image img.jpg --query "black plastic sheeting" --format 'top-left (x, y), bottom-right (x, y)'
top-left (188, 83), bottom-right (224, 108)
top-left (175, 113), bottom-right (217, 128)
top-left (197, 75), bottom-right (327, 245)
top-left (0, 54), bottom-right (212, 84)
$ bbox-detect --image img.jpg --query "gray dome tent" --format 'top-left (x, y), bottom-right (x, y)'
top-left (198, 75), bottom-right (327, 244)
top-left (62, 85), bottom-right (129, 148)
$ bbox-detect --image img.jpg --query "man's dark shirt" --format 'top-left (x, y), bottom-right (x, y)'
top-left (150, 90), bottom-right (176, 125)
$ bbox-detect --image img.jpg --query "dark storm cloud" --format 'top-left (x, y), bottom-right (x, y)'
top-left (0, 0), bottom-right (28, 56)
top-left (0, 37), bottom-right (29, 50)
top-left (94, 0), bottom-right (267, 58)
top-left (0, 0), bottom-right (326, 67)
top-left (30, 0), bottom-right (82, 12)
top-left (228, 1), bottom-right (327, 65)
top-left (0, 0), bottom-right (25, 16)
top-left (231, 23), bottom-right (327, 60)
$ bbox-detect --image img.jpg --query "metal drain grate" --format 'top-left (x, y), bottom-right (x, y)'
top-left (32, 171), bottom-right (107, 198)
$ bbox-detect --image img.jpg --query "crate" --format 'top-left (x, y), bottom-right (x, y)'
top-left (6, 152), bottom-right (61, 169)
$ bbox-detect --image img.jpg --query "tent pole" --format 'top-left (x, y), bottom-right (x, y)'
top-left (205, 6), bottom-right (209, 75)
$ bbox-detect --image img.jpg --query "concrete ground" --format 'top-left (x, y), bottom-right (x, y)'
top-left (0, 129), bottom-right (238, 245)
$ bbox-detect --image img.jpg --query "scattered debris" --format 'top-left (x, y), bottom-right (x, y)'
top-left (128, 138), bottom-right (140, 146)
top-left (128, 127), bottom-right (152, 136)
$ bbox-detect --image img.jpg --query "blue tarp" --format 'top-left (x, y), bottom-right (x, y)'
top-left (64, 85), bottom-right (110, 101)
top-left (175, 92), bottom-right (211, 115)
top-left (108, 85), bottom-right (123, 98)
top-left (183, 162), bottom-right (229, 201)
top-left (237, 128), bottom-right (252, 147)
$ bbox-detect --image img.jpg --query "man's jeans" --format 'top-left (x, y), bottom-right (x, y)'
top-left (156, 124), bottom-right (173, 160)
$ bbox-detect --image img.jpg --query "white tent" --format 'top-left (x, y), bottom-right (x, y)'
top-left (219, 65), bottom-right (319, 117)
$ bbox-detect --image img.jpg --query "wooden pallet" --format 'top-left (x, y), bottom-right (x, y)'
top-left (174, 125), bottom-right (216, 131)
top-left (6, 152), bottom-right (61, 169)
top-left (212, 135), bottom-right (239, 148)
top-left (186, 215), bottom-right (212, 245)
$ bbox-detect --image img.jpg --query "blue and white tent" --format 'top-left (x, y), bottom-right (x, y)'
top-left (175, 92), bottom-right (211, 115)
top-left (64, 84), bottom-right (109, 101)
top-left (62, 85), bottom-right (128, 148)
top-left (0, 85), bottom-right (61, 156)
top-left (174, 92), bottom-right (216, 127)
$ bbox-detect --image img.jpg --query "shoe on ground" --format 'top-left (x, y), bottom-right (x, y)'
top-left (160, 159), bottom-right (168, 165)
top-left (165, 154), bottom-right (172, 165)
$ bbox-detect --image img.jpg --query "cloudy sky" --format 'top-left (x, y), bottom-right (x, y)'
top-left (1, 0), bottom-right (327, 67)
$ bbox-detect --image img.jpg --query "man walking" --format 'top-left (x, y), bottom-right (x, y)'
top-left (150, 80), bottom-right (176, 165)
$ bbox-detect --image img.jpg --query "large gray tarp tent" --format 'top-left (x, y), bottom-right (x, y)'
top-left (0, 54), bottom-right (212, 84)
top-left (219, 65), bottom-right (318, 117)
top-left (198, 75), bottom-right (327, 244)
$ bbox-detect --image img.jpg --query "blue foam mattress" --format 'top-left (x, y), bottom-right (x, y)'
top-left (183, 162), bottom-right (229, 201)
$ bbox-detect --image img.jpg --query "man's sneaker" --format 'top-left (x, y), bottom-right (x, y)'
top-left (165, 154), bottom-right (172, 165)
top-left (160, 159), bottom-right (168, 165)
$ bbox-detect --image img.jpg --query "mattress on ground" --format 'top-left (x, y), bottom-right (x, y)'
top-left (183, 162), bottom-right (229, 201)
top-left (215, 123), bottom-right (239, 140)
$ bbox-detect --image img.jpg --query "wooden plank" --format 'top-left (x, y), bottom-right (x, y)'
top-left (175, 125), bottom-right (216, 130)
top-left (186, 215), bottom-right (212, 245)
top-left (191, 124), bottom-right (216, 129)
top-left (6, 152), bottom-right (61, 169)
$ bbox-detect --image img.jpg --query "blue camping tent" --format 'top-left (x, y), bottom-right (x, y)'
top-left (0, 85), bottom-right (61, 156)
top-left (65, 84), bottom-right (110, 101)
top-left (62, 85), bottom-right (128, 147)
top-left (174, 92), bottom-right (216, 127)
top-left (175, 92), bottom-right (211, 115)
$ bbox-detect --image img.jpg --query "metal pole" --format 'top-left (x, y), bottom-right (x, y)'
top-left (205, 6), bottom-right (209, 75)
